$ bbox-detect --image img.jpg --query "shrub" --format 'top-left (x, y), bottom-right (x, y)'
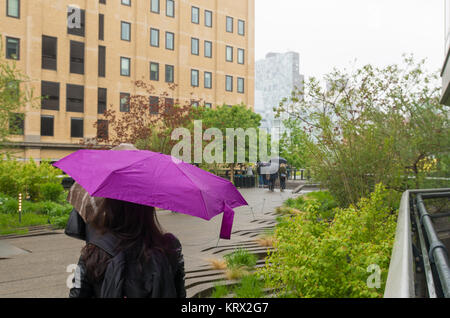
top-left (0, 156), bottom-right (62, 201)
top-left (233, 274), bottom-right (264, 298)
top-left (282, 191), bottom-right (338, 220)
top-left (225, 267), bottom-right (251, 281)
top-left (50, 214), bottom-right (71, 229)
top-left (224, 248), bottom-right (258, 270)
top-left (211, 283), bottom-right (230, 298)
top-left (0, 196), bottom-right (18, 214)
top-left (0, 197), bottom-right (72, 232)
top-left (39, 183), bottom-right (65, 203)
top-left (32, 201), bottom-right (72, 217)
top-left (260, 184), bottom-right (399, 298)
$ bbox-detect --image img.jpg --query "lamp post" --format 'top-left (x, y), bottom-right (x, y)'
top-left (18, 193), bottom-right (22, 223)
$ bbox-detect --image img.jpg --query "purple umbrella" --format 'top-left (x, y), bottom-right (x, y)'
top-left (53, 150), bottom-right (247, 240)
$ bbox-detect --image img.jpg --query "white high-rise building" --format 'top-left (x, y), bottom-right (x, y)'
top-left (442, 0), bottom-right (450, 105)
top-left (255, 51), bottom-right (304, 135)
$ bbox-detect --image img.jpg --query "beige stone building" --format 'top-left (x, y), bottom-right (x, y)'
top-left (1, 0), bottom-right (255, 160)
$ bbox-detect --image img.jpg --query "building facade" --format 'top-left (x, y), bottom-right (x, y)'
top-left (1, 0), bottom-right (255, 160)
top-left (442, 0), bottom-right (450, 105)
top-left (255, 51), bottom-right (303, 135)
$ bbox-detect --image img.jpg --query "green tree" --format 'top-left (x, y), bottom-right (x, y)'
top-left (0, 36), bottom-right (35, 146)
top-left (279, 118), bottom-right (310, 169)
top-left (277, 55), bottom-right (449, 206)
top-left (194, 104), bottom-right (263, 182)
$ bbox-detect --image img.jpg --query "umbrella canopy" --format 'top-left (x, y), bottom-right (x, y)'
top-left (68, 144), bottom-right (138, 223)
top-left (269, 157), bottom-right (288, 164)
top-left (54, 149), bottom-right (248, 239)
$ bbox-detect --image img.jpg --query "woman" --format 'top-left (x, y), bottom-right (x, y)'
top-left (69, 199), bottom-right (186, 298)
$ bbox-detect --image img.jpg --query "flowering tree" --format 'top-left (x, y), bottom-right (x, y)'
top-left (90, 81), bottom-right (196, 154)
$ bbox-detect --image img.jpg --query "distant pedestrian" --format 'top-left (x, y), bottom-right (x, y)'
top-left (268, 170), bottom-right (278, 192)
top-left (246, 165), bottom-right (253, 176)
top-left (256, 162), bottom-right (263, 188)
top-left (279, 164), bottom-right (287, 192)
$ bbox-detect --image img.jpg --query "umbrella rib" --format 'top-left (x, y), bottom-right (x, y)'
top-left (172, 163), bottom-right (210, 220)
top-left (90, 155), bottom-right (153, 197)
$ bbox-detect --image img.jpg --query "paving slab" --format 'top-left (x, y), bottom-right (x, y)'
top-left (0, 241), bottom-right (30, 259)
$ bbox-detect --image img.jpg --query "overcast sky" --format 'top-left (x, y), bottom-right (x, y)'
top-left (255, 0), bottom-right (445, 80)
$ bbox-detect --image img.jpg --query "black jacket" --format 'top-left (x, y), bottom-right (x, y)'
top-left (66, 209), bottom-right (186, 298)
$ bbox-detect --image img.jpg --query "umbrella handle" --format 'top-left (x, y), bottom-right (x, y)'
top-left (219, 205), bottom-right (235, 240)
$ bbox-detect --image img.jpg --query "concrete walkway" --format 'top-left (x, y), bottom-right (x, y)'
top-left (0, 188), bottom-right (295, 298)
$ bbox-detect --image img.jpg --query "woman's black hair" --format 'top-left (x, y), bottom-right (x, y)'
top-left (81, 199), bottom-right (175, 282)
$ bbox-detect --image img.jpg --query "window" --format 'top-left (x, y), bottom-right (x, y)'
top-left (70, 41), bottom-right (84, 74)
top-left (191, 101), bottom-right (199, 108)
top-left (205, 10), bottom-right (212, 27)
top-left (66, 84), bottom-right (84, 112)
top-left (7, 0), bottom-right (20, 18)
top-left (226, 75), bottom-right (233, 92)
top-left (120, 93), bottom-right (130, 112)
top-left (67, 6), bottom-right (85, 37)
top-left (150, 62), bottom-right (159, 81)
top-left (166, 0), bottom-right (174, 17)
top-left (98, 46), bottom-right (106, 77)
top-left (41, 81), bottom-right (60, 110)
top-left (149, 96), bottom-right (159, 114)
top-left (99, 0), bottom-right (106, 4)
top-left (205, 103), bottom-right (212, 109)
top-left (226, 46), bottom-right (233, 62)
top-left (237, 48), bottom-right (245, 64)
top-left (165, 98), bottom-right (174, 113)
top-left (121, 21), bottom-right (131, 41)
top-left (6, 37), bottom-right (20, 60)
top-left (99, 14), bottom-right (104, 41)
top-left (121, 0), bottom-right (130, 6)
top-left (151, 0), bottom-right (159, 13)
top-left (204, 40), bottom-right (212, 58)
top-left (41, 116), bottom-right (54, 137)
top-left (191, 6), bottom-right (199, 24)
top-left (5, 81), bottom-right (19, 105)
top-left (237, 77), bottom-right (244, 93)
top-left (165, 65), bottom-right (174, 83)
top-left (42, 36), bottom-right (57, 70)
top-left (9, 113), bottom-right (24, 135)
top-left (226, 16), bottom-right (233, 33)
top-left (150, 28), bottom-right (159, 47)
top-left (204, 72), bottom-right (212, 89)
top-left (191, 69), bottom-right (199, 87)
top-left (238, 20), bottom-right (245, 36)
top-left (120, 57), bottom-right (130, 76)
top-left (98, 88), bottom-right (107, 114)
top-left (191, 38), bottom-right (199, 55)
top-left (71, 118), bottom-right (84, 138)
top-left (165, 32), bottom-right (174, 50)
top-left (97, 119), bottom-right (108, 139)
top-left (5, 81), bottom-right (18, 105)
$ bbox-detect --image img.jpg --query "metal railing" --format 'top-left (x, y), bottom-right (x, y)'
top-left (384, 188), bottom-right (450, 298)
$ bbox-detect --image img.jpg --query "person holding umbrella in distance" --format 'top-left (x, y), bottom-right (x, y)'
top-left (267, 157), bottom-right (287, 192)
